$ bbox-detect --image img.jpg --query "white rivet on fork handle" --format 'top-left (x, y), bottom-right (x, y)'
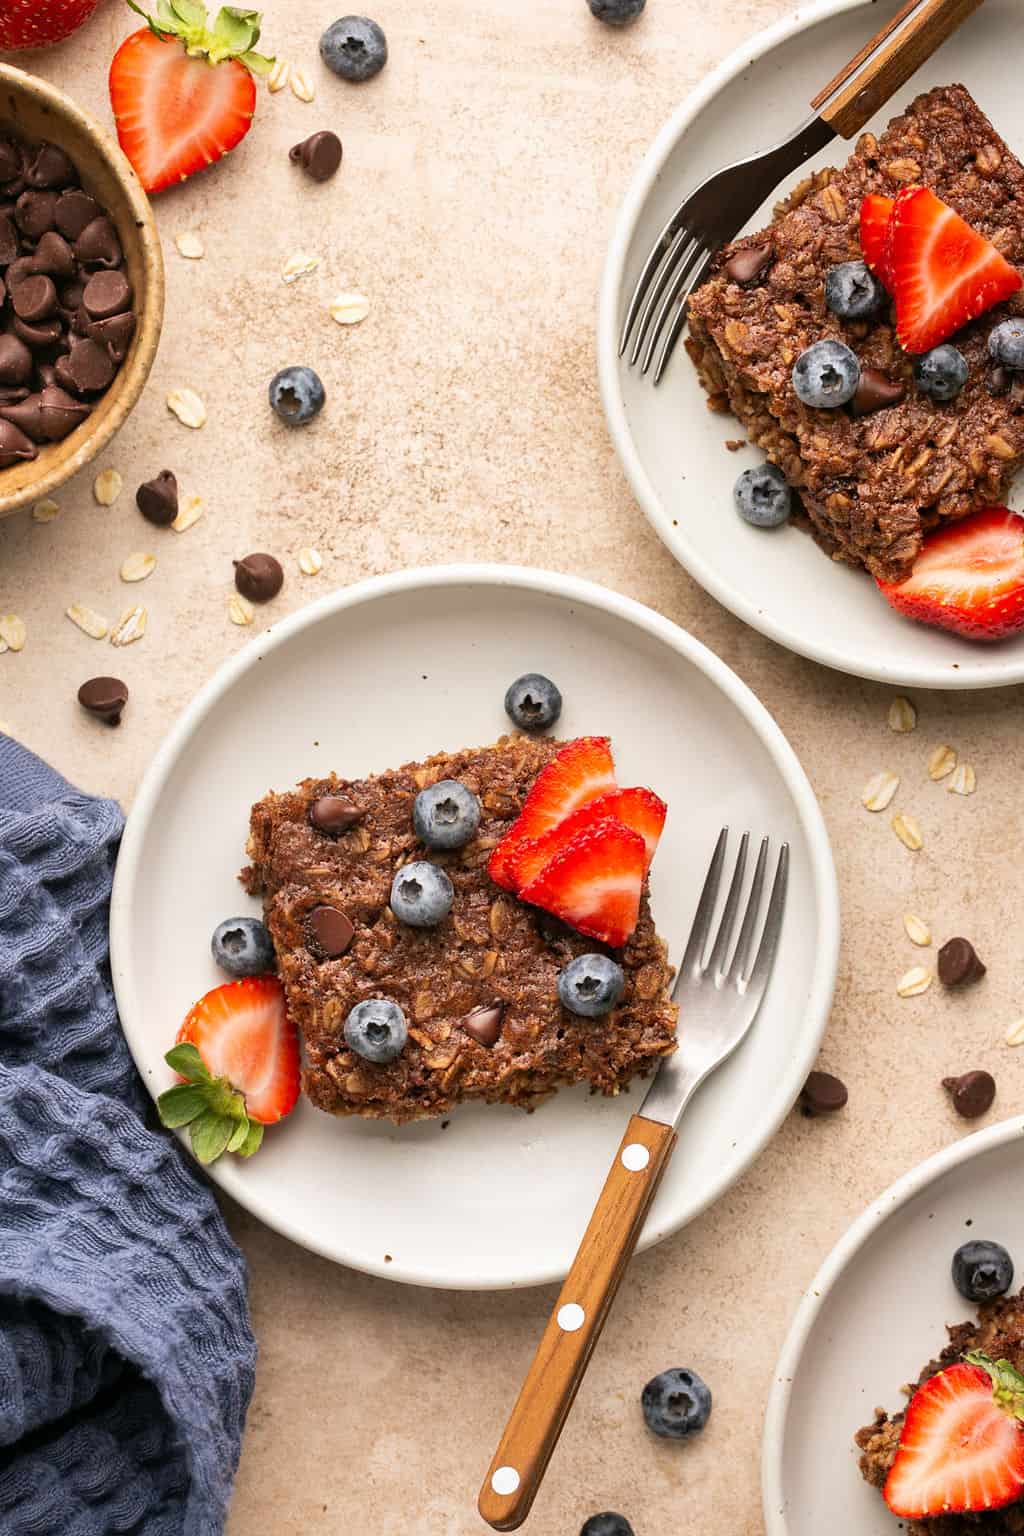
top-left (621, 1143), bottom-right (650, 1171)
top-left (491, 1467), bottom-right (520, 1496)
top-left (557, 1303), bottom-right (585, 1332)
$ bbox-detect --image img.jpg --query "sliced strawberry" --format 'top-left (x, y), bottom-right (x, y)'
top-left (877, 507), bottom-right (1024, 640)
top-left (860, 193), bottom-right (895, 289)
top-left (887, 185), bottom-right (1022, 353)
top-left (885, 1355), bottom-right (1024, 1518)
top-left (519, 818), bottom-right (645, 948)
top-left (507, 787), bottom-right (666, 890)
top-left (488, 737), bottom-right (617, 891)
top-left (177, 975), bottom-right (300, 1125)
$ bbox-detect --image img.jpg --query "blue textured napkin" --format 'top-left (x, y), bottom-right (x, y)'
top-left (0, 735), bottom-right (256, 1536)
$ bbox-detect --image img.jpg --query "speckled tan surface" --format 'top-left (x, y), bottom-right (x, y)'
top-left (3, 2), bottom-right (1024, 1533)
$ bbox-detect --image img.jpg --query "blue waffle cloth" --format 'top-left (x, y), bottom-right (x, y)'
top-left (0, 735), bottom-right (256, 1536)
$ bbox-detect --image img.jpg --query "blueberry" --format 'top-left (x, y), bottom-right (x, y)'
top-left (413, 780), bottom-right (481, 851)
top-left (389, 861), bottom-right (453, 927)
top-left (587, 0), bottom-right (646, 23)
top-left (914, 344), bottom-right (969, 402)
top-left (320, 16), bottom-right (388, 81)
top-left (580, 1517), bottom-right (634, 1536)
top-left (641, 1368), bottom-right (712, 1440)
top-left (792, 340), bottom-right (861, 408)
top-left (269, 366), bottom-right (325, 426)
top-left (733, 463), bottom-right (791, 529)
top-left (504, 673), bottom-right (563, 733)
top-left (211, 917), bottom-right (275, 977)
top-left (988, 318), bottom-right (1024, 370)
top-left (952, 1240), bottom-right (1014, 1303)
top-left (824, 260), bottom-right (886, 320)
top-left (344, 998), bottom-right (408, 1064)
top-left (558, 954), bottom-right (625, 1018)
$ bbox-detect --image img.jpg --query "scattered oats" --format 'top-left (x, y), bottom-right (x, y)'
top-left (298, 545), bottom-right (323, 575)
top-left (903, 913), bottom-right (932, 947)
top-left (329, 291), bottom-right (370, 325)
top-left (120, 551), bottom-right (156, 583)
top-left (949, 762), bottom-right (977, 796)
top-left (93, 468), bottom-right (123, 506)
top-left (1005, 1018), bottom-right (1024, 1048)
top-left (267, 57), bottom-right (291, 92)
top-left (66, 603), bottom-right (109, 639)
top-left (166, 388), bottom-right (206, 429)
top-left (290, 64), bottom-right (315, 101)
top-left (32, 497), bottom-right (60, 522)
top-left (0, 719), bottom-right (10, 734)
top-left (282, 251), bottom-right (320, 284)
top-left (928, 744), bottom-right (957, 781)
top-left (862, 770), bottom-right (899, 812)
top-left (888, 696), bottom-right (917, 733)
top-left (892, 812), bottom-right (923, 851)
top-left (174, 231), bottom-right (205, 259)
top-left (0, 638), bottom-right (7, 654)
top-left (897, 966), bottom-right (932, 998)
top-left (0, 614), bottom-right (26, 652)
top-left (229, 593), bottom-right (254, 626)
top-left (171, 494), bottom-right (205, 533)
top-left (110, 606), bottom-right (147, 646)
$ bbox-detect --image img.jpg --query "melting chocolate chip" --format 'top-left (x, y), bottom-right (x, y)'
top-left (460, 1002), bottom-right (504, 1047)
top-left (14, 189), bottom-right (58, 239)
top-left (136, 470), bottom-right (178, 526)
top-left (74, 215), bottom-right (122, 268)
top-left (31, 230), bottom-right (76, 279)
top-left (851, 367), bottom-right (906, 416)
top-left (0, 213), bottom-right (17, 266)
top-left (308, 795), bottom-right (362, 835)
top-left (725, 244), bottom-right (773, 285)
top-left (305, 905), bottom-right (355, 959)
top-left (87, 310), bottom-right (136, 362)
top-left (11, 273), bottom-right (57, 323)
top-left (38, 386), bottom-right (90, 441)
top-left (0, 141), bottom-right (20, 185)
top-left (55, 189), bottom-right (102, 241)
top-left (289, 130), bottom-right (343, 182)
top-left (12, 314), bottom-right (63, 350)
top-left (77, 675), bottom-right (128, 725)
top-left (0, 333), bottom-right (33, 386)
top-left (0, 418), bottom-right (36, 467)
top-left (799, 1070), bottom-right (848, 1117)
top-left (942, 1069), bottom-right (996, 1120)
top-left (938, 936), bottom-right (986, 988)
top-left (25, 143), bottom-right (76, 190)
top-left (234, 552), bottom-right (284, 603)
top-left (55, 336), bottom-right (114, 394)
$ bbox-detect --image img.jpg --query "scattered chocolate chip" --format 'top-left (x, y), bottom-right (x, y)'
top-left (25, 143), bottom-right (76, 190)
top-left (308, 794), bottom-right (362, 835)
top-left (31, 230), bottom-right (76, 279)
top-left (12, 315), bottom-right (63, 350)
top-left (851, 367), bottom-right (906, 416)
top-left (0, 418), bottom-right (36, 467)
top-left (55, 335), bottom-right (114, 394)
top-left (938, 937), bottom-right (986, 988)
top-left (942, 1069), bottom-right (996, 1120)
top-left (460, 1002), bottom-right (504, 1047)
top-left (87, 310), bottom-right (136, 361)
top-left (14, 188), bottom-right (58, 239)
top-left (234, 552), bottom-right (284, 603)
top-left (0, 333), bottom-right (33, 386)
top-left (305, 904), bottom-right (355, 959)
top-left (136, 470), bottom-right (178, 526)
top-left (0, 213), bottom-right (17, 266)
top-left (725, 244), bottom-right (772, 285)
top-left (77, 675), bottom-right (128, 725)
top-left (11, 273), bottom-right (58, 323)
top-left (290, 130), bottom-right (343, 182)
top-left (83, 268), bottom-right (131, 320)
top-left (74, 215), bottom-right (122, 268)
top-left (799, 1070), bottom-right (848, 1117)
top-left (55, 189), bottom-right (101, 241)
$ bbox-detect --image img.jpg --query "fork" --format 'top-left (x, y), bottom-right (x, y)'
top-left (478, 828), bottom-right (789, 1531)
top-left (620, 0), bottom-right (986, 383)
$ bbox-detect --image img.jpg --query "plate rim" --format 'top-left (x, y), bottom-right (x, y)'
top-left (597, 0), bottom-right (1024, 691)
top-left (110, 562), bottom-right (840, 1289)
top-left (761, 1113), bottom-right (1024, 1532)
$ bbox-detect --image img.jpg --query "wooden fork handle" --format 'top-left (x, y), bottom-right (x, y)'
top-left (812, 0), bottom-right (986, 139)
top-left (478, 1115), bottom-right (677, 1531)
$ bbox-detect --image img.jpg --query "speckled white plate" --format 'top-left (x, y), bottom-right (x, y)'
top-left (763, 1116), bottom-right (1024, 1535)
top-left (599, 0), bottom-right (1024, 689)
top-left (110, 565), bottom-right (837, 1289)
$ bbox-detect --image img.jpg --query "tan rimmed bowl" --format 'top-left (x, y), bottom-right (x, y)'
top-left (0, 62), bottom-right (164, 518)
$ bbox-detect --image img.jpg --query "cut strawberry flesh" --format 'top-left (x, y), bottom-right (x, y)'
top-left (877, 507), bottom-right (1024, 641)
top-left (520, 818), bottom-right (645, 949)
top-left (178, 975), bottom-right (300, 1124)
top-left (507, 786), bottom-right (666, 890)
top-left (860, 193), bottom-right (895, 289)
top-left (488, 736), bottom-right (617, 890)
top-left (885, 1362), bottom-right (1024, 1518)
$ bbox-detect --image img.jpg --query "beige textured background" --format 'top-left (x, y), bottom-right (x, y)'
top-left (3, 1), bottom-right (1024, 1532)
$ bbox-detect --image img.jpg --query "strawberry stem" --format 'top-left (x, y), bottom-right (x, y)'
top-left (123, 0), bottom-right (273, 73)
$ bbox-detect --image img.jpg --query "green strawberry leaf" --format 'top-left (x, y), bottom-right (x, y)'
top-left (157, 1082), bottom-right (210, 1128)
top-left (237, 1120), bottom-right (264, 1158)
top-left (239, 49), bottom-right (274, 74)
top-left (169, 0), bottom-right (209, 28)
top-left (967, 1352), bottom-right (1024, 1418)
top-left (189, 1108), bottom-right (234, 1165)
top-left (226, 1115), bottom-right (252, 1154)
top-left (125, 0), bottom-right (271, 70)
top-left (164, 1042), bottom-right (211, 1083)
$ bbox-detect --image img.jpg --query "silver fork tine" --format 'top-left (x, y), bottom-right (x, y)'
top-left (650, 245), bottom-right (717, 385)
top-left (728, 836), bottom-right (769, 983)
top-left (744, 843), bottom-right (789, 995)
top-left (677, 826), bottom-right (728, 983)
top-left (627, 226), bottom-right (693, 366)
top-left (638, 237), bottom-right (708, 374)
top-left (705, 831), bottom-right (748, 978)
top-left (618, 203), bottom-right (693, 356)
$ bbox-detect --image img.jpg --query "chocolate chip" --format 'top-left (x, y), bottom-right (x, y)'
top-left (87, 310), bottom-right (136, 362)
top-left (77, 675), bottom-right (128, 725)
top-left (25, 142), bottom-right (76, 190)
top-left (31, 230), bottom-right (76, 279)
top-left (988, 365), bottom-right (1011, 396)
top-left (305, 904), bottom-right (355, 959)
top-left (74, 215), bottom-right (122, 268)
top-left (289, 130), bottom-right (343, 182)
top-left (0, 393), bottom-right (46, 439)
top-left (83, 268), bottom-right (131, 320)
top-left (308, 795), bottom-right (362, 835)
top-left (4, 254), bottom-right (36, 291)
top-left (938, 936), bottom-right (986, 988)
top-left (0, 141), bottom-right (20, 185)
top-left (38, 385), bottom-right (90, 441)
top-left (0, 213), bottom-right (17, 266)
top-left (14, 189), bottom-right (58, 239)
top-left (55, 189), bottom-right (102, 241)
top-left (0, 418), bottom-right (36, 467)
top-left (942, 1069), bottom-right (996, 1120)
top-left (851, 367), bottom-right (906, 416)
top-left (11, 273), bottom-right (57, 323)
top-left (799, 1070), bottom-right (848, 1117)
top-left (0, 333), bottom-right (33, 386)
top-left (12, 315), bottom-right (62, 351)
top-left (725, 244), bottom-right (773, 285)
top-left (136, 470), bottom-right (178, 526)
top-left (460, 1002), bottom-right (504, 1047)
top-left (0, 386), bottom-right (29, 405)
top-left (55, 336), bottom-right (114, 394)
top-left (234, 552), bottom-right (284, 603)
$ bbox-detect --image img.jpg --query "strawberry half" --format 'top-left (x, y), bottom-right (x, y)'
top-left (488, 737), bottom-right (617, 891)
top-left (519, 818), bottom-right (646, 949)
top-left (110, 2), bottom-right (274, 195)
top-left (158, 975), bottom-right (300, 1164)
top-left (885, 1354), bottom-right (1024, 1518)
top-left (887, 185), bottom-right (1022, 353)
top-left (860, 193), bottom-right (895, 290)
top-left (506, 786), bottom-right (666, 891)
top-left (877, 507), bottom-right (1024, 641)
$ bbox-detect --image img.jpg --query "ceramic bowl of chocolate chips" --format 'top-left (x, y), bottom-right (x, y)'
top-left (0, 63), bottom-right (163, 518)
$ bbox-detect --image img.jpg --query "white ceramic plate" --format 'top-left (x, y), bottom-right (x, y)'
top-left (599, 0), bottom-right (1024, 689)
top-left (110, 565), bottom-right (838, 1289)
top-left (763, 1116), bottom-right (1024, 1535)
